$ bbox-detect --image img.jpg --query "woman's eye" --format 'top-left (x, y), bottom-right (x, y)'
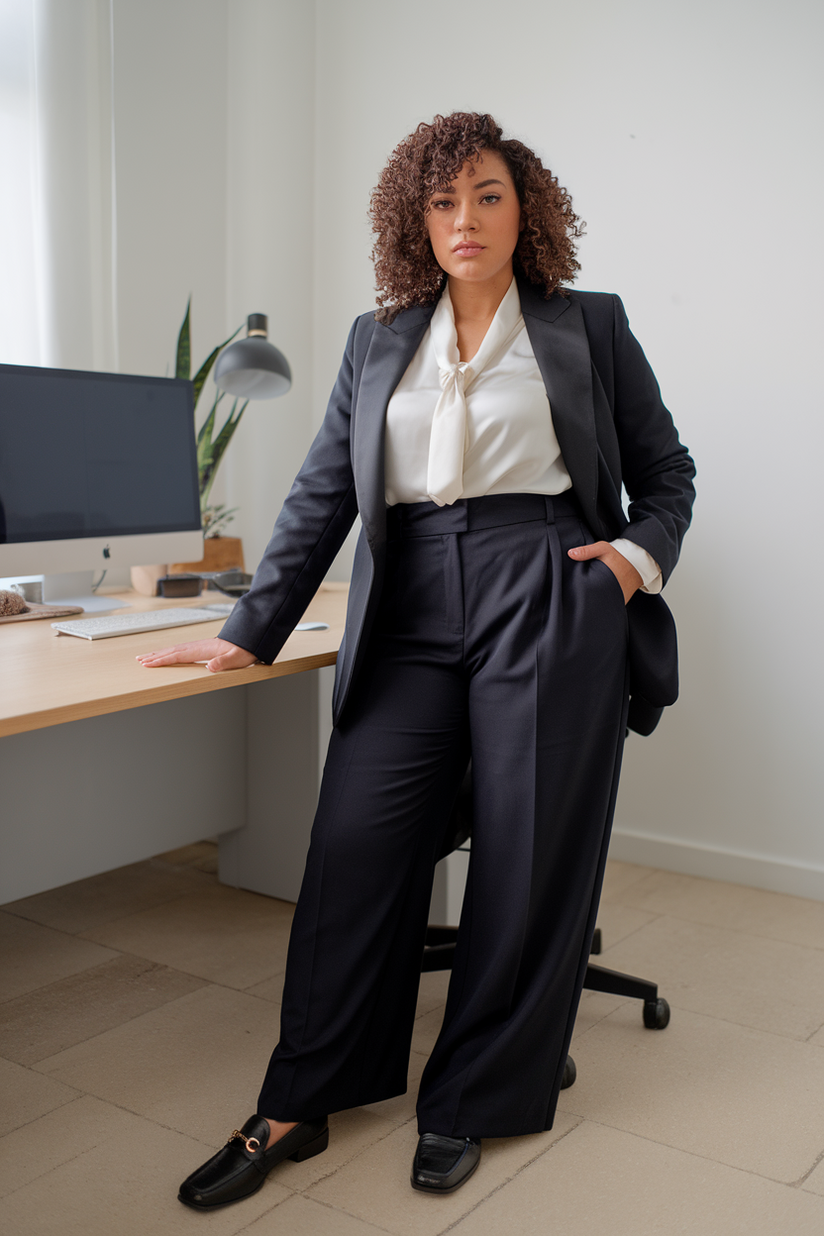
top-left (432, 199), bottom-right (452, 209)
top-left (481, 194), bottom-right (501, 204)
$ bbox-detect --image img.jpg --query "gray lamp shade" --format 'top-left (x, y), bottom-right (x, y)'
top-left (213, 314), bottom-right (292, 400)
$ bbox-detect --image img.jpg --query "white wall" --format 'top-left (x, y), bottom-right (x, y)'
top-left (223, 0), bottom-right (317, 570)
top-left (112, 0), bottom-right (228, 381)
top-left (308, 0), bottom-right (824, 898)
top-left (97, 0), bottom-right (823, 897)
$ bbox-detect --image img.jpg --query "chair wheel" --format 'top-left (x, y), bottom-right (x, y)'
top-left (643, 998), bottom-right (670, 1029)
top-left (561, 1056), bottom-right (577, 1089)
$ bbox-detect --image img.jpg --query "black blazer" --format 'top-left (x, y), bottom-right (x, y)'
top-left (220, 277), bottom-right (696, 735)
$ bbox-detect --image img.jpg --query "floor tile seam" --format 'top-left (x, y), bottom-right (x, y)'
top-left (241, 968), bottom-right (286, 996)
top-left (0, 884), bottom-right (213, 936)
top-left (602, 867), bottom-right (665, 898)
top-left (0, 1084), bottom-right (81, 1140)
top-left (33, 939), bottom-right (234, 984)
top-left (0, 1096), bottom-right (134, 1203)
top-left (230, 1185), bottom-right (304, 1233)
top-left (209, 975), bottom-right (286, 1003)
top-left (569, 999), bottom-right (635, 1044)
top-left (0, 953), bottom-right (188, 1018)
top-left (0, 950), bottom-right (130, 1007)
top-left (622, 1000), bottom-right (824, 1044)
top-left (33, 1090), bottom-right (232, 1155)
top-left (574, 1115), bottom-right (816, 1187)
top-left (792, 1143), bottom-right (824, 1187)
top-left (434, 1116), bottom-right (587, 1235)
top-left (73, 890), bottom-right (252, 945)
top-left (601, 908), bottom-right (824, 951)
top-left (575, 989), bottom-right (824, 1044)
top-left (250, 1191), bottom-right (397, 1235)
top-left (28, 982), bottom-right (238, 1076)
top-left (415, 1002), bottom-right (447, 1022)
top-left (17, 978), bottom-right (226, 1070)
top-left (303, 1114), bottom-right (419, 1194)
top-left (75, 924), bottom-right (296, 959)
top-left (594, 913), bottom-right (664, 951)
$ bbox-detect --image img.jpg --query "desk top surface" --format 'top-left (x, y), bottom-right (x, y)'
top-left (1, 584), bottom-right (347, 738)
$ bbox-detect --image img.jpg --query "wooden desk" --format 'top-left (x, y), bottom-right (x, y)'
top-left (1, 585), bottom-right (347, 903)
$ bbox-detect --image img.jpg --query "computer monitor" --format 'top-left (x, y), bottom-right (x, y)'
top-left (0, 362), bottom-right (203, 609)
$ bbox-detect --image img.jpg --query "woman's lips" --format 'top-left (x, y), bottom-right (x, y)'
top-left (452, 243), bottom-right (484, 256)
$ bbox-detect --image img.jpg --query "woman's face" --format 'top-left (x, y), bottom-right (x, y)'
top-left (424, 149), bottom-right (522, 288)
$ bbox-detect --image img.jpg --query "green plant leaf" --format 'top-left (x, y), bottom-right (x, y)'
top-left (199, 398), bottom-right (249, 509)
top-left (191, 321), bottom-right (243, 412)
top-left (196, 393), bottom-right (221, 498)
top-left (202, 502), bottom-right (239, 539)
top-left (175, 298), bottom-right (191, 380)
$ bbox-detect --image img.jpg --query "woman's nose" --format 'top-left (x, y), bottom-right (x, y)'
top-left (454, 200), bottom-right (477, 231)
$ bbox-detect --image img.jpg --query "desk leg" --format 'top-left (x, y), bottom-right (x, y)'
top-left (218, 672), bottom-right (321, 902)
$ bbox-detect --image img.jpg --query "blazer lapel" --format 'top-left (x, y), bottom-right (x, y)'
top-left (518, 279), bottom-right (599, 523)
top-left (353, 305), bottom-right (435, 545)
top-left (353, 283), bottom-right (599, 544)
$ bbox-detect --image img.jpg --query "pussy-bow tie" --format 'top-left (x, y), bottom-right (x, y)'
top-left (426, 279), bottom-right (521, 507)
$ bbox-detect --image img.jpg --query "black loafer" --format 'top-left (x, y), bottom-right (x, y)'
top-left (411, 1132), bottom-right (481, 1193)
top-left (178, 1115), bottom-right (328, 1209)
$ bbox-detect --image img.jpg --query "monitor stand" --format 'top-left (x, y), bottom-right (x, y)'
top-left (41, 572), bottom-right (128, 614)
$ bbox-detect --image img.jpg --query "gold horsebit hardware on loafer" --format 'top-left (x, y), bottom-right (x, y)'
top-left (229, 1130), bottom-right (261, 1153)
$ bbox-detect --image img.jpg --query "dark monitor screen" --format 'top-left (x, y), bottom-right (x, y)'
top-left (0, 364), bottom-right (201, 544)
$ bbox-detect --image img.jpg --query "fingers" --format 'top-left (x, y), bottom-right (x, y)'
top-left (137, 638), bottom-right (258, 673)
top-left (567, 541), bottom-right (642, 604)
top-left (136, 639), bottom-right (225, 667)
top-left (567, 541), bottom-right (610, 561)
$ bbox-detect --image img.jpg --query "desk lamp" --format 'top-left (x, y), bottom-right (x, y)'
top-left (213, 313), bottom-right (291, 399)
top-left (195, 312), bottom-right (292, 531)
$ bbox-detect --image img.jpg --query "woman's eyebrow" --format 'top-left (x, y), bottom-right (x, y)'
top-left (431, 178), bottom-right (506, 195)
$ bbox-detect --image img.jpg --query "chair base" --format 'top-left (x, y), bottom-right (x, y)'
top-left (422, 926), bottom-right (671, 1030)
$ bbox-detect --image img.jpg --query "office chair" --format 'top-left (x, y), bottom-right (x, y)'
top-left (421, 766), bottom-right (670, 1091)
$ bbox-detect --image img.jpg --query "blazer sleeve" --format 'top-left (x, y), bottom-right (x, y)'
top-left (216, 319), bottom-right (362, 663)
top-left (608, 294), bottom-right (696, 583)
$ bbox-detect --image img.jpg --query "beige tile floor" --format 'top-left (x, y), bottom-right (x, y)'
top-left (3, 846), bottom-right (824, 1234)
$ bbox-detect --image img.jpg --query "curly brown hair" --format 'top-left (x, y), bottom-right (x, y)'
top-left (369, 112), bottom-right (584, 322)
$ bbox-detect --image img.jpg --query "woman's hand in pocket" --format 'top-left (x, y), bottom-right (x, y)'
top-left (568, 542), bottom-right (643, 604)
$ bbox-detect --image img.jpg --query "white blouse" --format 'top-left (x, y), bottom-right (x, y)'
top-left (384, 278), bottom-right (661, 593)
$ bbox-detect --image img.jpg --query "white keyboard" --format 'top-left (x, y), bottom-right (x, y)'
top-left (51, 607), bottom-right (229, 640)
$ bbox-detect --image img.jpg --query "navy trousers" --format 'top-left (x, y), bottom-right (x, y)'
top-left (257, 493), bottom-right (630, 1138)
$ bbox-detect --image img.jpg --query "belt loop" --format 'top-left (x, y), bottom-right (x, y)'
top-left (543, 495), bottom-right (556, 525)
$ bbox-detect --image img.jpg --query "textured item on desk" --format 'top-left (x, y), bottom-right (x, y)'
top-left (0, 588), bottom-right (28, 616)
top-left (0, 599), bottom-right (85, 624)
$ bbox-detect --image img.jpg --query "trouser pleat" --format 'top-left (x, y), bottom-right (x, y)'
top-left (257, 496), bottom-right (629, 1136)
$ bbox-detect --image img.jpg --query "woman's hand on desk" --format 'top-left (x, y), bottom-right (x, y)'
top-left (137, 638), bottom-right (258, 673)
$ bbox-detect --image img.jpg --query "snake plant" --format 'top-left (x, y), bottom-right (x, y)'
top-left (175, 300), bottom-right (246, 537)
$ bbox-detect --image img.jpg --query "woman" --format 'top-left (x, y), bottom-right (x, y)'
top-left (139, 112), bottom-right (695, 1206)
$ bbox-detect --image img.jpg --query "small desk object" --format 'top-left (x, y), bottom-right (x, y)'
top-left (1, 585), bottom-right (347, 905)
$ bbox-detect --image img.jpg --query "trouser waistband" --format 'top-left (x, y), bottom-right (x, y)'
top-left (386, 492), bottom-right (582, 537)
